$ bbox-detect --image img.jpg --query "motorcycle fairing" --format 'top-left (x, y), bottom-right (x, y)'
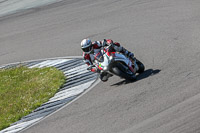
top-left (113, 53), bottom-right (135, 73)
top-left (95, 48), bottom-right (135, 73)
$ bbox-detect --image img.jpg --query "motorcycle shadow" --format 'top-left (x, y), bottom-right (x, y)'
top-left (111, 69), bottom-right (161, 86)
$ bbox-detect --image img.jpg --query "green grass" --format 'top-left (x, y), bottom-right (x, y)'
top-left (0, 66), bottom-right (66, 130)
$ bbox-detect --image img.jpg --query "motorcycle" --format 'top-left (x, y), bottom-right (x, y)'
top-left (93, 45), bottom-right (145, 81)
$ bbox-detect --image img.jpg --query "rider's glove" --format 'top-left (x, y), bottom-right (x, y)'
top-left (87, 65), bottom-right (95, 70)
top-left (87, 65), bottom-right (101, 73)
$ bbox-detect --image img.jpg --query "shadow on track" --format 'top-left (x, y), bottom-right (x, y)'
top-left (111, 69), bottom-right (161, 86)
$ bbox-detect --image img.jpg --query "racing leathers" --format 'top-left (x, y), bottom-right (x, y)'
top-left (83, 39), bottom-right (135, 82)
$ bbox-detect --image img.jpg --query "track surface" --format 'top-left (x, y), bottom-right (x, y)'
top-left (0, 0), bottom-right (200, 133)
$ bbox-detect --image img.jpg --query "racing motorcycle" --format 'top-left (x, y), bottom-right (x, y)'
top-left (93, 45), bottom-right (145, 81)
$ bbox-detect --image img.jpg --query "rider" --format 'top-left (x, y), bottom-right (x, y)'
top-left (81, 38), bottom-right (136, 82)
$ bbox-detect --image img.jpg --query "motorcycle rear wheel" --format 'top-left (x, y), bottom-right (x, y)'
top-left (136, 59), bottom-right (145, 74)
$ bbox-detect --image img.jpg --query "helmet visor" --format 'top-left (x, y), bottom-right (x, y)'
top-left (82, 46), bottom-right (92, 53)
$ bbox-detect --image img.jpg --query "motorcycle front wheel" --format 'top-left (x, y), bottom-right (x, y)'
top-left (111, 62), bottom-right (136, 81)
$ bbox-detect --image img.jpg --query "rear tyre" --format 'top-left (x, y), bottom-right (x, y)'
top-left (136, 59), bottom-right (145, 74)
top-left (112, 62), bottom-right (136, 81)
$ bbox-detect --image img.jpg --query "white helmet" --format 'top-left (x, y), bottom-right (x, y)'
top-left (81, 38), bottom-right (93, 54)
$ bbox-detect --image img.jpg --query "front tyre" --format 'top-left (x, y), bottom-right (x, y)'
top-left (112, 62), bottom-right (136, 81)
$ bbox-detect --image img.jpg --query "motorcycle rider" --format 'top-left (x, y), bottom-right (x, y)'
top-left (81, 38), bottom-right (136, 82)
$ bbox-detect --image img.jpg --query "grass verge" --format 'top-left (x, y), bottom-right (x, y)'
top-left (0, 66), bottom-right (66, 130)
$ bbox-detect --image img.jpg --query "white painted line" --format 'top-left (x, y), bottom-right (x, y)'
top-left (66, 69), bottom-right (89, 78)
top-left (3, 128), bottom-right (22, 133)
top-left (46, 59), bottom-right (70, 67)
top-left (48, 82), bottom-right (93, 103)
top-left (54, 80), bottom-right (95, 97)
top-left (29, 59), bottom-right (71, 68)
top-left (28, 60), bottom-right (53, 68)
top-left (0, 56), bottom-right (82, 68)
top-left (0, 0), bottom-right (63, 17)
top-left (0, 117), bottom-right (43, 133)
top-left (64, 64), bottom-right (88, 75)
top-left (49, 80), bottom-right (95, 102)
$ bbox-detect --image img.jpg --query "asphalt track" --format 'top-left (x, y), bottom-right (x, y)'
top-left (0, 0), bottom-right (200, 133)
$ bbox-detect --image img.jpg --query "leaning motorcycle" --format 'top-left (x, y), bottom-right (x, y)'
top-left (93, 45), bottom-right (145, 81)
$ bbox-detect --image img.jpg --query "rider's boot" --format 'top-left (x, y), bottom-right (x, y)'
top-left (121, 47), bottom-right (139, 73)
top-left (121, 47), bottom-right (135, 60)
